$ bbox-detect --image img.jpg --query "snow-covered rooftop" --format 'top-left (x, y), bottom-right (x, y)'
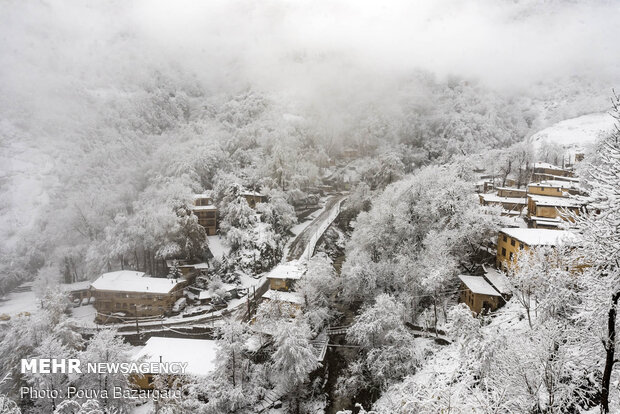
top-left (262, 290), bottom-right (304, 305)
top-left (500, 228), bottom-right (579, 246)
top-left (483, 267), bottom-right (511, 295)
top-left (496, 186), bottom-right (526, 193)
top-left (539, 180), bottom-right (581, 189)
top-left (133, 337), bottom-right (218, 376)
top-left (266, 263), bottom-right (305, 280)
top-left (529, 216), bottom-right (562, 227)
top-left (528, 194), bottom-right (580, 208)
top-left (193, 193), bottom-right (212, 200)
top-left (529, 181), bottom-right (579, 190)
top-left (191, 205), bottom-right (217, 211)
top-left (91, 271), bottom-right (181, 294)
top-left (479, 194), bottom-right (527, 204)
top-left (533, 162), bottom-right (564, 170)
top-left (458, 275), bottom-right (501, 296)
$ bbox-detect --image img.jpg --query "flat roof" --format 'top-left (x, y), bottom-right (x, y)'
top-left (266, 263), bottom-right (304, 280)
top-left (533, 173), bottom-right (580, 183)
top-left (499, 228), bottom-right (579, 246)
top-left (496, 186), bottom-right (527, 192)
top-left (534, 162), bottom-right (565, 170)
top-left (458, 275), bottom-right (501, 296)
top-left (91, 271), bottom-right (181, 294)
top-left (191, 205), bottom-right (217, 211)
top-left (528, 195), bottom-right (580, 208)
top-left (483, 267), bottom-right (511, 295)
top-left (480, 194), bottom-right (527, 204)
top-left (530, 216), bottom-right (562, 223)
top-left (133, 337), bottom-right (218, 376)
top-left (531, 180), bottom-right (580, 190)
top-left (262, 290), bottom-right (304, 305)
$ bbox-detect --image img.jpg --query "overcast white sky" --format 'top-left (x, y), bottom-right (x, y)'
top-left (1, 0), bottom-right (619, 111)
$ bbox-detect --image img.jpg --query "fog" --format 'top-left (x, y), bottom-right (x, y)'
top-left (2, 0), bottom-right (620, 111)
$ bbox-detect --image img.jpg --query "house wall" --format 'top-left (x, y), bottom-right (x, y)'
top-left (528, 185), bottom-right (564, 197)
top-left (195, 210), bottom-right (217, 235)
top-left (496, 231), bottom-right (527, 269)
top-left (93, 284), bottom-right (185, 323)
top-left (528, 201), bottom-right (579, 221)
top-left (497, 188), bottom-right (526, 198)
top-left (459, 285), bottom-right (501, 314)
top-left (534, 167), bottom-right (572, 178)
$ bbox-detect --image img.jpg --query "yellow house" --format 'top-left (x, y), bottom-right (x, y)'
top-left (266, 263), bottom-right (304, 291)
top-left (496, 187), bottom-right (527, 198)
top-left (527, 195), bottom-right (581, 224)
top-left (192, 194), bottom-right (217, 236)
top-left (496, 228), bottom-right (579, 270)
top-left (532, 162), bottom-right (573, 179)
top-left (131, 337), bottom-right (218, 390)
top-left (458, 275), bottom-right (503, 315)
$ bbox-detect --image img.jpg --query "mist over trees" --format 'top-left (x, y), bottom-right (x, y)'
top-left (2, 1), bottom-right (620, 413)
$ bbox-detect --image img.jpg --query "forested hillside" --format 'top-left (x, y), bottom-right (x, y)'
top-left (1, 0), bottom-right (615, 293)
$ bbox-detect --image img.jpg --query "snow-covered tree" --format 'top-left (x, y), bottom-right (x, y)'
top-left (270, 319), bottom-right (318, 412)
top-left (570, 98), bottom-right (620, 413)
top-left (76, 330), bottom-right (132, 412)
top-left (296, 253), bottom-right (339, 332)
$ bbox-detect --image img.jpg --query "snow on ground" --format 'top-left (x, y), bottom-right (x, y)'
top-left (0, 282), bottom-right (38, 317)
top-left (207, 235), bottom-right (230, 260)
top-left (237, 272), bottom-right (265, 289)
top-left (69, 304), bottom-right (97, 327)
top-left (133, 337), bottom-right (219, 376)
top-left (130, 401), bottom-right (153, 414)
top-left (529, 112), bottom-right (616, 155)
top-left (376, 300), bottom-right (533, 409)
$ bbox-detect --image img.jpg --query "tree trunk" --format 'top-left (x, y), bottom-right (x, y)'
top-left (601, 290), bottom-right (620, 413)
top-left (433, 296), bottom-right (438, 338)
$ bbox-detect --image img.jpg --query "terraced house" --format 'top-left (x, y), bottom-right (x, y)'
top-left (496, 228), bottom-right (579, 270)
top-left (192, 194), bottom-right (217, 235)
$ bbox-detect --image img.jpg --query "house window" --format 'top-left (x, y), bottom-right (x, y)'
top-left (503, 235), bottom-right (507, 242)
top-left (519, 243), bottom-right (524, 250)
top-left (509, 252), bottom-right (514, 261)
top-left (501, 248), bottom-right (506, 257)
top-left (511, 239), bottom-right (515, 246)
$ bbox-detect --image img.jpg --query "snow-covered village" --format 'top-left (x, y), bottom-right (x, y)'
top-left (3, 1), bottom-right (620, 414)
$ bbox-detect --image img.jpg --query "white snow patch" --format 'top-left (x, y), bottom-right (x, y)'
top-left (133, 337), bottom-right (219, 377)
top-left (207, 235), bottom-right (231, 260)
top-left (0, 282), bottom-right (38, 316)
top-left (529, 112), bottom-right (616, 155)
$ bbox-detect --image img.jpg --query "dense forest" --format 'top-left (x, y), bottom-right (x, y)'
top-left (2, 1), bottom-right (620, 413)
